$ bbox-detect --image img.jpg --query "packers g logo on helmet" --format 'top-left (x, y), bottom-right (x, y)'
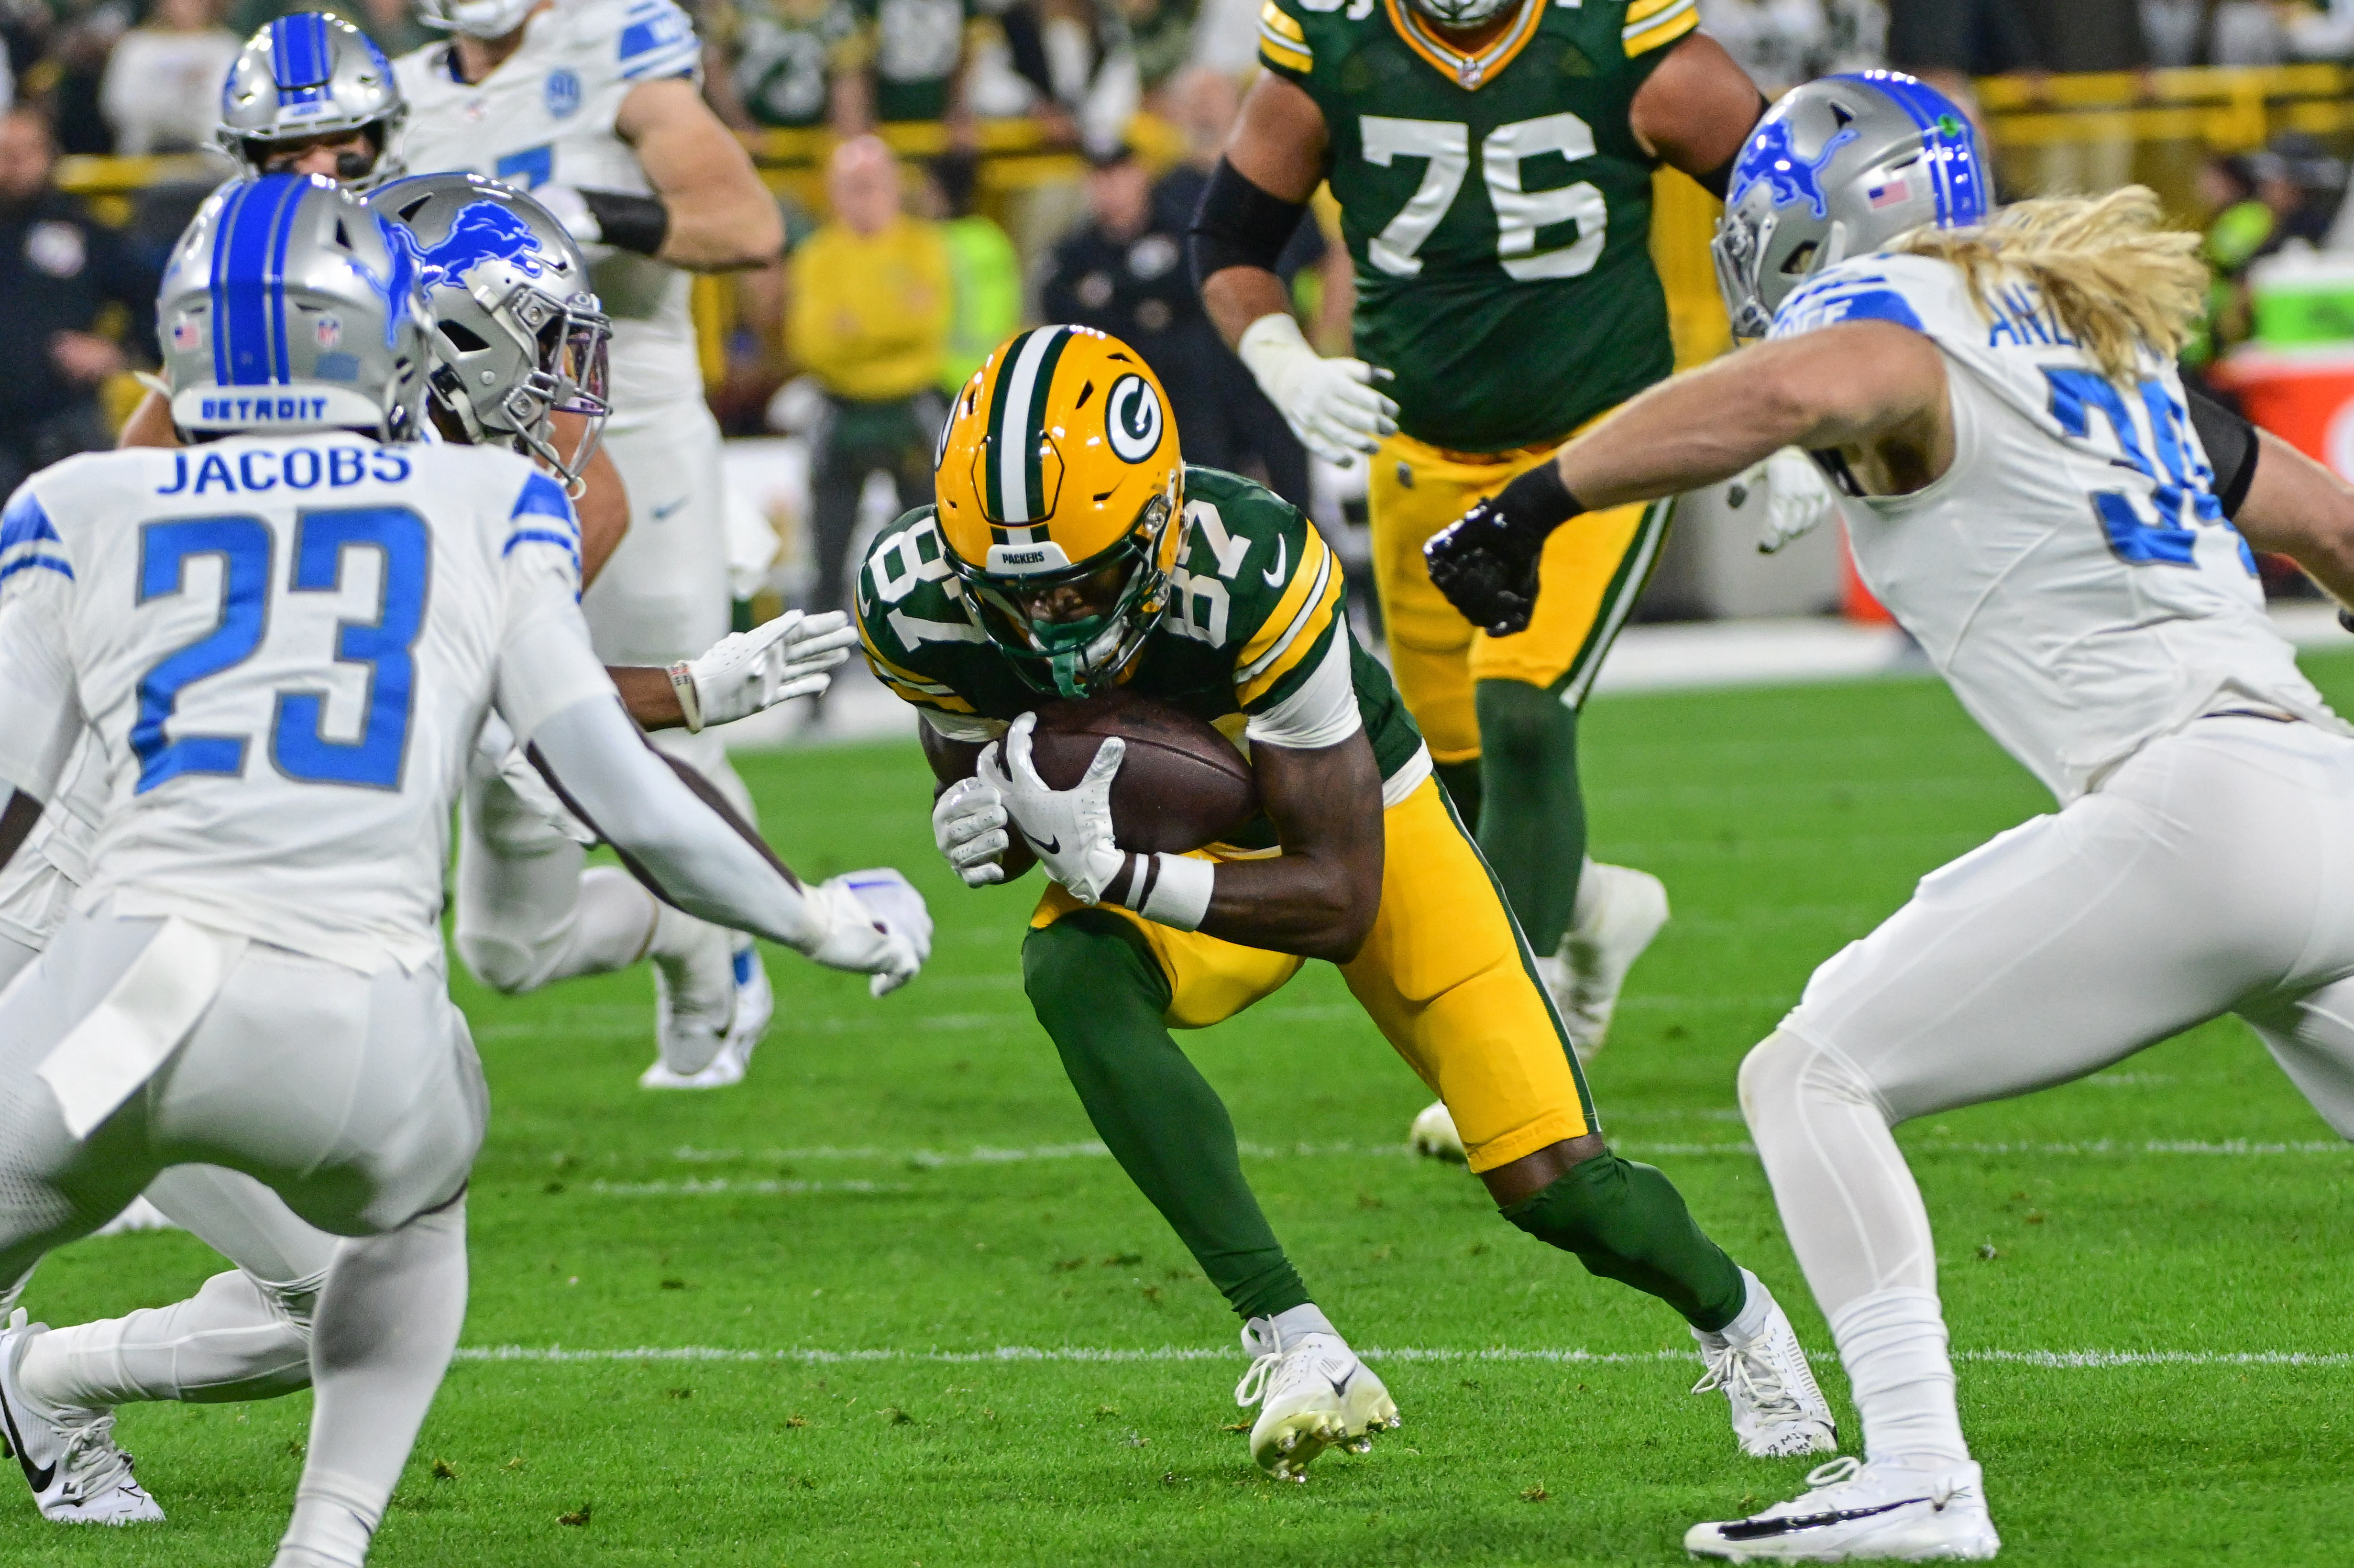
top-left (934, 326), bottom-right (1184, 698)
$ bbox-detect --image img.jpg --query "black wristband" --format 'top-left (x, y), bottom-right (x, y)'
top-left (1493, 460), bottom-right (1584, 542)
top-left (1190, 158), bottom-right (1310, 289)
top-left (579, 188), bottom-right (671, 258)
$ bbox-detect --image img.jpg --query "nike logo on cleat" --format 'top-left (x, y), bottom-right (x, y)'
top-left (0, 1400), bottom-right (54, 1494)
top-left (1718, 1499), bottom-right (1926, 1541)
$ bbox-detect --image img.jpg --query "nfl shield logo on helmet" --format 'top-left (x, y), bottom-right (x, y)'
top-left (314, 314), bottom-right (342, 349)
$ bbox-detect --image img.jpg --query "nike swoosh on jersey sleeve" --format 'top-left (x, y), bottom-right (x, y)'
top-left (1235, 525), bottom-right (1339, 709)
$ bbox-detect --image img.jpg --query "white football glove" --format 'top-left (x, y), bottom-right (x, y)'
top-left (1236, 312), bottom-right (1398, 469)
top-left (801, 868), bottom-right (929, 997)
top-left (1739, 447), bottom-right (1840, 556)
top-left (674, 610), bottom-right (858, 731)
top-left (933, 775), bottom-right (1011, 887)
top-left (980, 711), bottom-right (1126, 905)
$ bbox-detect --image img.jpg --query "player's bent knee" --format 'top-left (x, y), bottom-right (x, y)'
top-left (1021, 914), bottom-right (1169, 1045)
top-left (1739, 1028), bottom-right (1888, 1132)
top-left (453, 928), bottom-right (553, 996)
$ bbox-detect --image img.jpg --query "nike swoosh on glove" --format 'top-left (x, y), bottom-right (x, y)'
top-left (1425, 496), bottom-right (1546, 638)
top-left (683, 610), bottom-right (858, 730)
top-left (933, 774), bottom-right (1011, 886)
top-left (981, 712), bottom-right (1127, 904)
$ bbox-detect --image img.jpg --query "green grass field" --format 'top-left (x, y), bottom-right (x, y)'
top-left (7, 652), bottom-right (2354, 1566)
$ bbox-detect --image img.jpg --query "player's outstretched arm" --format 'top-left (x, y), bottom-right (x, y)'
top-left (605, 611), bottom-right (858, 731)
top-left (612, 77), bottom-right (785, 270)
top-left (2216, 423), bottom-right (2354, 612)
top-left (1427, 322), bottom-right (1951, 634)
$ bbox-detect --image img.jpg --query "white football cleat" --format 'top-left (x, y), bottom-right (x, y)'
top-left (1684, 1455), bottom-right (2000, 1561)
top-left (1542, 862), bottom-right (1669, 1061)
top-left (0, 1314), bottom-right (163, 1525)
top-left (1693, 1277), bottom-right (1837, 1458)
top-left (1233, 1316), bottom-right (1398, 1482)
top-left (1408, 1099), bottom-right (1466, 1163)
top-left (640, 922), bottom-right (742, 1090)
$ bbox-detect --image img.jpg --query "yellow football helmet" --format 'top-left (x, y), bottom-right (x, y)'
top-left (934, 325), bottom-right (1184, 698)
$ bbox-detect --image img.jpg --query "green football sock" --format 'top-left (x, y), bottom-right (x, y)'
top-left (1474, 677), bottom-right (1587, 955)
top-left (1022, 912), bottom-right (1311, 1321)
top-left (1432, 757), bottom-right (1485, 833)
top-left (1499, 1152), bottom-right (1747, 1332)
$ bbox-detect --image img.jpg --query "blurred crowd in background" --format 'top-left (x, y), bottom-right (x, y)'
top-left (14, 0), bottom-right (2354, 606)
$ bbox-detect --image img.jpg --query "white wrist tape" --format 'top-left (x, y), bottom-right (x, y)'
top-left (1236, 311), bottom-right (1315, 389)
top-left (1116, 852), bottom-right (1215, 932)
top-left (668, 661), bottom-right (704, 732)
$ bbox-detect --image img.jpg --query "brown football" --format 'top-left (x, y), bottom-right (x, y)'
top-left (1026, 694), bottom-right (1261, 854)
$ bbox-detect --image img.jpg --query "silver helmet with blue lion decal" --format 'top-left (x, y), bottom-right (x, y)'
top-left (218, 11), bottom-right (408, 191)
top-left (1712, 71), bottom-right (1991, 340)
top-left (367, 173), bottom-right (613, 489)
top-left (156, 173), bottom-right (430, 440)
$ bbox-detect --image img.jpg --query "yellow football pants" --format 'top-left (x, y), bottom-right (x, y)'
top-left (1029, 777), bottom-right (1596, 1173)
top-left (1368, 428), bottom-right (1672, 767)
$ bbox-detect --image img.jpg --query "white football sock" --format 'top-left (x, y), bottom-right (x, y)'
top-left (1699, 1266), bottom-right (1773, 1348)
top-left (20, 1267), bottom-right (319, 1409)
top-left (275, 1197), bottom-right (467, 1568)
top-left (1831, 1287), bottom-right (1969, 1469)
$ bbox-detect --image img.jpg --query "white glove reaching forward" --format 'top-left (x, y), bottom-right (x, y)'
top-left (676, 610), bottom-right (858, 731)
top-left (933, 774), bottom-right (1011, 886)
top-left (803, 867), bottom-right (931, 996)
top-left (1237, 313), bottom-right (1398, 469)
top-left (1737, 447), bottom-right (1841, 556)
top-left (981, 711), bottom-right (1126, 904)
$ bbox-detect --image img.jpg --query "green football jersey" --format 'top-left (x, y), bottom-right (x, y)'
top-left (856, 467), bottom-right (1426, 846)
top-left (1259, 0), bottom-right (1694, 452)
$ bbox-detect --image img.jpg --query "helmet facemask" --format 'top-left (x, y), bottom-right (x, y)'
top-left (949, 476), bottom-right (1180, 700)
top-left (416, 247), bottom-right (612, 487)
top-left (1403, 0), bottom-right (1519, 27)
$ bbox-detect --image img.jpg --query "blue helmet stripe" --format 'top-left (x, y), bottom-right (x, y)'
top-left (1835, 70), bottom-right (1990, 229)
top-left (271, 13), bottom-right (331, 86)
top-left (214, 175), bottom-right (308, 386)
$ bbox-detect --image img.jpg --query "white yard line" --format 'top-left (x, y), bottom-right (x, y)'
top-left (616, 1138), bottom-right (2349, 1178)
top-left (451, 1344), bottom-right (2354, 1370)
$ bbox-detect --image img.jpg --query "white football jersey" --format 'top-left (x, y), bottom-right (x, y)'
top-left (0, 435), bottom-right (612, 971)
top-left (394, 0), bottom-right (706, 424)
top-left (1771, 252), bottom-right (2345, 802)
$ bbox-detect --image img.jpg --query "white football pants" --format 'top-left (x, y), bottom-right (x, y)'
top-left (0, 909), bottom-right (483, 1565)
top-left (1740, 715), bottom-right (2354, 1467)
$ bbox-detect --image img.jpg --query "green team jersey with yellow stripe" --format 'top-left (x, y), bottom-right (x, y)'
top-left (857, 467), bottom-right (1430, 840)
top-left (1258, 0), bottom-right (1692, 452)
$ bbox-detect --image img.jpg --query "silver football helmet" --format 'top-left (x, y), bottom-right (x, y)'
top-left (1712, 71), bottom-right (1992, 339)
top-left (415, 0), bottom-right (542, 42)
top-left (367, 173), bottom-right (613, 487)
top-left (217, 12), bottom-right (408, 190)
top-left (157, 173), bottom-right (430, 440)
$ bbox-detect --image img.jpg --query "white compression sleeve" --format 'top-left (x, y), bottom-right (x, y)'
top-left (520, 695), bottom-right (833, 954)
top-left (275, 1197), bottom-right (468, 1568)
top-left (21, 1269), bottom-right (314, 1408)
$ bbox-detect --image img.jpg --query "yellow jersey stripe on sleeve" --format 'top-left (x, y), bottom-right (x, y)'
top-left (1258, 33), bottom-right (1313, 71)
top-left (1236, 540), bottom-right (1341, 708)
top-left (1623, 0), bottom-right (1697, 53)
top-left (1622, 0), bottom-right (1682, 23)
top-left (1259, 1), bottom-right (1307, 43)
top-left (1234, 526), bottom-right (1331, 676)
top-left (858, 625), bottom-right (979, 713)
